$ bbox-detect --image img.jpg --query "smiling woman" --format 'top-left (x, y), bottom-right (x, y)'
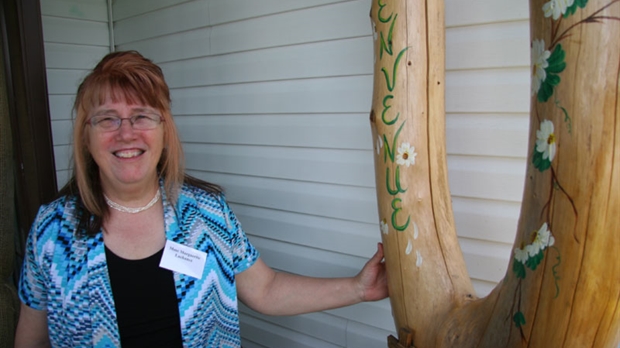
top-left (13, 50), bottom-right (388, 348)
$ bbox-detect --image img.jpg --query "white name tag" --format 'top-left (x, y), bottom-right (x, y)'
top-left (159, 240), bottom-right (207, 279)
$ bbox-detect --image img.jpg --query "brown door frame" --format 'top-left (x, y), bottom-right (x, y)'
top-left (1, 0), bottom-right (57, 261)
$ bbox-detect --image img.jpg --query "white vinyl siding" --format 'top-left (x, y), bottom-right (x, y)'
top-left (40, 0), bottom-right (531, 346)
top-left (444, 0), bottom-right (530, 296)
top-left (40, 0), bottom-right (110, 188)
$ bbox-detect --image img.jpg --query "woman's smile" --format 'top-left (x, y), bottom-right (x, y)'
top-left (114, 148), bottom-right (145, 159)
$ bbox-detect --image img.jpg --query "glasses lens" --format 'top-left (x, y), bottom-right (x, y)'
top-left (132, 114), bottom-right (161, 130)
top-left (91, 116), bottom-right (120, 131)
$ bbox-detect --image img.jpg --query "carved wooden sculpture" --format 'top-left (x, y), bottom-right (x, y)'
top-left (369, 0), bottom-right (619, 347)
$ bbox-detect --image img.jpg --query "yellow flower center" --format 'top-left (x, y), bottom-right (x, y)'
top-left (548, 133), bottom-right (555, 145)
top-left (402, 152), bottom-right (409, 160)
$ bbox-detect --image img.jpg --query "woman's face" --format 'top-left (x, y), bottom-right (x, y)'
top-left (86, 97), bottom-right (165, 193)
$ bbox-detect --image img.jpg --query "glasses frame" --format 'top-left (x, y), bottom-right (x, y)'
top-left (88, 113), bottom-right (164, 132)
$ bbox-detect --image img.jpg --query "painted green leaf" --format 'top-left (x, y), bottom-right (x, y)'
top-left (537, 82), bottom-right (554, 103)
top-left (546, 74), bottom-right (561, 86)
top-left (546, 45), bottom-right (566, 74)
top-left (513, 260), bottom-right (526, 279)
top-left (565, 0), bottom-right (588, 17)
top-left (532, 148), bottom-right (552, 172)
top-left (513, 311), bottom-right (526, 328)
top-left (537, 45), bottom-right (566, 103)
top-left (526, 250), bottom-right (545, 271)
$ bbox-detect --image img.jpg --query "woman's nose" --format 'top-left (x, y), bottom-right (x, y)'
top-left (116, 118), bottom-right (136, 138)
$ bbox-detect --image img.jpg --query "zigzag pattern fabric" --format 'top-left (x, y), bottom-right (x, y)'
top-left (19, 183), bottom-right (259, 347)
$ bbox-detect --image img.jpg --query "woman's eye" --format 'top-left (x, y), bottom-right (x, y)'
top-left (95, 116), bottom-right (118, 125)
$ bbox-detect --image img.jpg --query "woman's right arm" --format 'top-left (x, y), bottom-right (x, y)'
top-left (14, 302), bottom-right (50, 348)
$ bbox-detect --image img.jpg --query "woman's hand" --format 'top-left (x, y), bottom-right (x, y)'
top-left (355, 243), bottom-right (389, 302)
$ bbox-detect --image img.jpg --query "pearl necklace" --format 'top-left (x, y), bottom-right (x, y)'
top-left (104, 189), bottom-right (161, 214)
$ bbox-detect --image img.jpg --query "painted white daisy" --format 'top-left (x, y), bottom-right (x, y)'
top-left (376, 135), bottom-right (383, 155)
top-left (514, 247), bottom-right (529, 264)
top-left (525, 243), bottom-right (541, 258)
top-left (536, 120), bottom-right (556, 162)
top-left (380, 218), bottom-right (389, 235)
top-left (533, 222), bottom-right (555, 249)
top-left (396, 142), bottom-right (417, 167)
top-left (526, 222), bottom-right (555, 257)
top-left (543, 0), bottom-right (575, 20)
top-left (531, 39), bottom-right (551, 95)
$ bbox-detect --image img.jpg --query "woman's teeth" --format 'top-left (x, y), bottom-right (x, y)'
top-left (114, 149), bottom-right (144, 158)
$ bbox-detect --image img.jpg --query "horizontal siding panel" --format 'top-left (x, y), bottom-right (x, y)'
top-left (44, 43), bottom-right (108, 69)
top-left (48, 95), bottom-right (75, 121)
top-left (209, 0), bottom-right (350, 25)
top-left (446, 20), bottom-right (530, 70)
top-left (116, 28), bottom-right (211, 63)
top-left (346, 321), bottom-right (396, 348)
top-left (250, 237), bottom-right (393, 331)
top-left (187, 159), bottom-right (524, 223)
top-left (240, 314), bottom-right (341, 348)
top-left (56, 170), bottom-right (71, 189)
top-left (250, 234), bottom-right (367, 277)
top-left (184, 144), bottom-right (375, 187)
top-left (233, 204), bottom-right (380, 258)
top-left (40, 0), bottom-right (108, 21)
top-left (472, 279), bottom-right (499, 297)
top-left (240, 308), bottom-right (348, 347)
top-left (447, 155), bottom-right (526, 202)
top-left (170, 76), bottom-right (373, 115)
top-left (240, 341), bottom-right (267, 348)
top-left (53, 145), bottom-right (71, 171)
top-left (446, 67), bottom-right (531, 113)
top-left (445, 0), bottom-right (529, 27)
top-left (452, 197), bottom-right (521, 244)
top-left (240, 311), bottom-right (394, 348)
top-left (42, 16), bottom-right (109, 45)
top-left (112, 0), bottom-right (192, 21)
top-left (327, 299), bottom-right (393, 332)
top-left (189, 171), bottom-right (379, 224)
top-left (210, 1), bottom-right (371, 55)
top-left (114, 1), bottom-right (210, 45)
top-left (446, 113), bottom-right (529, 158)
top-left (460, 237), bottom-right (511, 283)
top-left (160, 36), bottom-right (373, 88)
top-left (176, 114), bottom-right (373, 150)
top-left (51, 120), bottom-right (72, 146)
top-left (46, 69), bottom-right (89, 95)
top-left (178, 112), bottom-right (527, 156)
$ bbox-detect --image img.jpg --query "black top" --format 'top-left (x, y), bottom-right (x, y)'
top-left (105, 246), bottom-right (183, 347)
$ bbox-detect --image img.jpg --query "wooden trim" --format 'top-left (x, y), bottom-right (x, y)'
top-left (1, 0), bottom-right (57, 249)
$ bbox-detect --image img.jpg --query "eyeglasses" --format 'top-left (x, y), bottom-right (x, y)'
top-left (88, 114), bottom-right (163, 132)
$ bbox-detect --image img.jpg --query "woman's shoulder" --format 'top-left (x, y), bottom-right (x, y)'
top-left (180, 181), bottom-right (226, 208)
top-left (30, 194), bottom-right (81, 240)
top-left (35, 194), bottom-right (78, 220)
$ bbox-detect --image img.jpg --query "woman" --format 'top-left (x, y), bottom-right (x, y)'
top-left (14, 51), bottom-right (388, 347)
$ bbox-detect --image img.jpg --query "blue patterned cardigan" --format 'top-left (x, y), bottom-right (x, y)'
top-left (19, 183), bottom-right (259, 347)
